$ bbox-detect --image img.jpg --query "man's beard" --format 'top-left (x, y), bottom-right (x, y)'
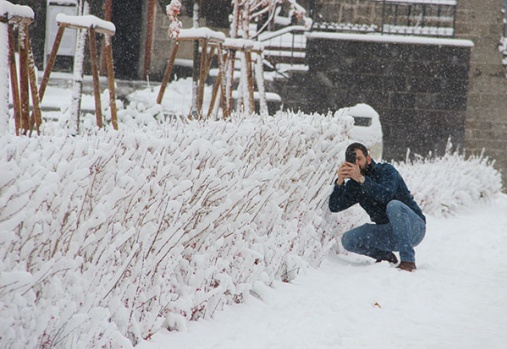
top-left (360, 162), bottom-right (372, 176)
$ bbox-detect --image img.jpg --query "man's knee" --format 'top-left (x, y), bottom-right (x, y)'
top-left (341, 231), bottom-right (354, 251)
top-left (387, 200), bottom-right (404, 214)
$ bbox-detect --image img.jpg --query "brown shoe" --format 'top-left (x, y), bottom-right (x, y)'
top-left (375, 252), bottom-right (398, 264)
top-left (397, 261), bottom-right (417, 272)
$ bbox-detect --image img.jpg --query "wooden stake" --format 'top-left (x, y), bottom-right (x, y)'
top-left (88, 27), bottom-right (103, 128)
top-left (26, 36), bottom-right (42, 135)
top-left (207, 68), bottom-right (221, 119)
top-left (7, 25), bottom-right (21, 135)
top-left (38, 25), bottom-right (65, 101)
top-left (157, 41), bottom-right (179, 104)
top-left (18, 24), bottom-right (30, 134)
top-left (218, 48), bottom-right (229, 119)
top-left (105, 35), bottom-right (118, 130)
top-left (226, 49), bottom-right (237, 116)
top-left (197, 39), bottom-right (208, 119)
top-left (245, 50), bottom-right (255, 113)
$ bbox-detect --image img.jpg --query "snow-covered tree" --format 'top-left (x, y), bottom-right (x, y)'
top-left (230, 0), bottom-right (308, 39)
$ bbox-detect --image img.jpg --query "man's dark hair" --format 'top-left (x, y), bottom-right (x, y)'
top-left (346, 142), bottom-right (368, 157)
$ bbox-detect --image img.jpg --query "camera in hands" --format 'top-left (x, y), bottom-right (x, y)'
top-left (345, 150), bottom-right (356, 164)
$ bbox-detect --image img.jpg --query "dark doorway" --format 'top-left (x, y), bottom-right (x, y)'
top-left (111, 0), bottom-right (142, 80)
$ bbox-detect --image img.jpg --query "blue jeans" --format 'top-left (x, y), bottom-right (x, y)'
top-left (341, 200), bottom-right (426, 263)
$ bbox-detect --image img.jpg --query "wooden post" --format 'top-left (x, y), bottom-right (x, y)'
top-left (207, 62), bottom-right (221, 119)
top-left (100, 0), bottom-right (113, 74)
top-left (253, 49), bottom-right (268, 115)
top-left (204, 46), bottom-right (216, 80)
top-left (245, 50), bottom-right (255, 113)
top-left (88, 27), bottom-right (103, 128)
top-left (218, 48), bottom-right (229, 119)
top-left (144, 0), bottom-right (156, 78)
top-left (7, 25), bottom-right (21, 135)
top-left (156, 41), bottom-right (179, 104)
top-left (207, 47), bottom-right (229, 120)
top-left (226, 49), bottom-right (237, 116)
top-left (18, 23), bottom-right (30, 134)
top-left (26, 37), bottom-right (42, 135)
top-left (38, 25), bottom-right (65, 101)
top-left (104, 35), bottom-right (118, 130)
top-left (197, 38), bottom-right (208, 118)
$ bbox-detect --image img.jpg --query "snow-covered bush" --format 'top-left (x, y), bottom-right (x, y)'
top-left (0, 111), bottom-right (502, 348)
top-left (397, 148), bottom-right (502, 217)
top-left (0, 111), bottom-right (351, 348)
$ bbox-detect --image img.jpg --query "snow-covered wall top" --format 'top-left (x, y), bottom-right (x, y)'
top-left (306, 31), bottom-right (474, 47)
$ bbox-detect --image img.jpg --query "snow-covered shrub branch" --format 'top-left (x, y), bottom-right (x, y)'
top-left (396, 149), bottom-right (502, 217)
top-left (0, 111), bottom-right (351, 348)
top-left (0, 111), bottom-right (502, 348)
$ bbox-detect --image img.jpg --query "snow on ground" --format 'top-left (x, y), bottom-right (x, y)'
top-left (136, 193), bottom-right (507, 349)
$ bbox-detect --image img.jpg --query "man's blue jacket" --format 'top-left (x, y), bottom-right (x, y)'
top-left (329, 160), bottom-right (426, 224)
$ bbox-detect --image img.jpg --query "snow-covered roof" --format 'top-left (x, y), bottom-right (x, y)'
top-left (178, 28), bottom-right (226, 43)
top-left (0, 2), bottom-right (34, 23)
top-left (305, 31), bottom-right (473, 48)
top-left (56, 13), bottom-right (115, 36)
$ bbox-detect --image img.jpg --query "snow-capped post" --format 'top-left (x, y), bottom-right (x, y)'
top-left (191, 0), bottom-right (200, 119)
top-left (0, 12), bottom-right (9, 135)
top-left (25, 31), bottom-right (43, 136)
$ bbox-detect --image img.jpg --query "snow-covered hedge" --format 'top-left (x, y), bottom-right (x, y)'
top-left (397, 148), bottom-right (502, 217)
top-left (0, 112), bottom-right (502, 348)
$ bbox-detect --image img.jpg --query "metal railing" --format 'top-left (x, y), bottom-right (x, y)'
top-left (311, 0), bottom-right (457, 38)
top-left (257, 25), bottom-right (307, 66)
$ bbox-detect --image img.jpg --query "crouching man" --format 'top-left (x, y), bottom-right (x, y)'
top-left (329, 142), bottom-right (426, 272)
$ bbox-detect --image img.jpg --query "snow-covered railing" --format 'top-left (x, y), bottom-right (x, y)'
top-left (257, 25), bottom-right (307, 66)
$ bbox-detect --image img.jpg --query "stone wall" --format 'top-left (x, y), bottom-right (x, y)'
top-left (274, 34), bottom-right (473, 163)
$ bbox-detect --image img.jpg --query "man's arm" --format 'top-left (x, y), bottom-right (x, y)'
top-left (328, 181), bottom-right (358, 212)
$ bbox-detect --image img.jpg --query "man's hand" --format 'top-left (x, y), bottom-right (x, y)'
top-left (336, 162), bottom-right (364, 185)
